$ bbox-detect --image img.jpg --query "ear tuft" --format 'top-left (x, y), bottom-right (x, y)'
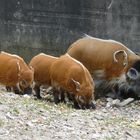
top-left (71, 78), bottom-right (80, 92)
top-left (29, 66), bottom-right (34, 72)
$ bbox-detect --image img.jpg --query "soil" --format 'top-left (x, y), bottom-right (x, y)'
top-left (0, 86), bottom-right (140, 140)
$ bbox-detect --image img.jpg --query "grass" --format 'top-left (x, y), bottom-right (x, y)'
top-left (0, 119), bottom-right (5, 127)
top-left (104, 137), bottom-right (113, 140)
top-left (12, 108), bottom-right (20, 115)
top-left (130, 121), bottom-right (140, 130)
top-left (100, 117), bottom-right (128, 126)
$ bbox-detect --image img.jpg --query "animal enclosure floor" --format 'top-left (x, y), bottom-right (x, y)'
top-left (0, 86), bottom-right (140, 140)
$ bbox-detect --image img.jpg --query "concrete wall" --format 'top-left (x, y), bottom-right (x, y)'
top-left (0, 0), bottom-right (140, 61)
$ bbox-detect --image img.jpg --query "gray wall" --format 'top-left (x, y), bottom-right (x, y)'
top-left (0, 0), bottom-right (140, 62)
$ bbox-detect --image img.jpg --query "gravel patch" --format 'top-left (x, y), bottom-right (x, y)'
top-left (0, 86), bottom-right (140, 140)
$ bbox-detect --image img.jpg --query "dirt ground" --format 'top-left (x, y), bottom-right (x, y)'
top-left (0, 85), bottom-right (140, 140)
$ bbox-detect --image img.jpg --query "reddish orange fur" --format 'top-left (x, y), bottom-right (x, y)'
top-left (67, 36), bottom-right (140, 80)
top-left (50, 54), bottom-right (95, 107)
top-left (0, 52), bottom-right (34, 90)
top-left (29, 53), bottom-right (58, 86)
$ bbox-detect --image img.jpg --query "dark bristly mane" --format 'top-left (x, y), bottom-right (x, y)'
top-left (132, 60), bottom-right (140, 72)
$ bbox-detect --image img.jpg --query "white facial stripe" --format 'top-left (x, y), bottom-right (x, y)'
top-left (79, 96), bottom-right (85, 104)
top-left (93, 70), bottom-right (105, 79)
top-left (118, 74), bottom-right (126, 83)
top-left (16, 83), bottom-right (22, 92)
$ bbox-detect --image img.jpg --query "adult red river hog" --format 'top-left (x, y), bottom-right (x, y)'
top-left (67, 35), bottom-right (140, 99)
top-left (50, 53), bottom-right (95, 109)
top-left (29, 53), bottom-right (58, 99)
top-left (0, 51), bottom-right (34, 94)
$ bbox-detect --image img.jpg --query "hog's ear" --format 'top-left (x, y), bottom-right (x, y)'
top-left (113, 50), bottom-right (128, 66)
top-left (127, 68), bottom-right (139, 80)
top-left (70, 78), bottom-right (80, 92)
top-left (29, 66), bottom-right (34, 72)
top-left (19, 80), bottom-right (28, 87)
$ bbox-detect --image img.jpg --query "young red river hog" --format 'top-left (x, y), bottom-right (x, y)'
top-left (0, 51), bottom-right (34, 94)
top-left (29, 53), bottom-right (58, 99)
top-left (50, 53), bottom-right (95, 109)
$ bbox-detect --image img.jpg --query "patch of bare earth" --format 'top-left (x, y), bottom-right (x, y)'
top-left (0, 86), bottom-right (140, 140)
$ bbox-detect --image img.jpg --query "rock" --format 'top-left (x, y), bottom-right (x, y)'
top-left (135, 120), bottom-right (140, 126)
top-left (0, 129), bottom-right (9, 135)
top-left (23, 94), bottom-right (31, 99)
top-left (106, 102), bottom-right (112, 108)
top-left (106, 98), bottom-right (120, 107)
top-left (106, 98), bottom-right (134, 107)
top-left (5, 112), bottom-right (14, 120)
top-left (0, 85), bottom-right (140, 140)
top-left (118, 98), bottom-right (134, 107)
top-left (106, 98), bottom-right (113, 102)
top-left (106, 98), bottom-right (113, 107)
top-left (26, 121), bottom-right (34, 127)
top-left (112, 99), bottom-right (121, 106)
